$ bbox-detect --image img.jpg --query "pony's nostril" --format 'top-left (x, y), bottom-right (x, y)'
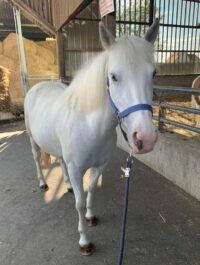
top-left (133, 132), bottom-right (143, 150)
top-left (136, 140), bottom-right (143, 150)
top-left (133, 132), bottom-right (137, 140)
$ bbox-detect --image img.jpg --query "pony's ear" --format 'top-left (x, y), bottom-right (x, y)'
top-left (99, 21), bottom-right (115, 49)
top-left (145, 18), bottom-right (159, 44)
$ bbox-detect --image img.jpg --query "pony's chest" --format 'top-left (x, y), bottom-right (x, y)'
top-left (72, 129), bottom-right (117, 169)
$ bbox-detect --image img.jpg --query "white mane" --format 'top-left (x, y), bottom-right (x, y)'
top-left (64, 35), bottom-right (154, 113)
top-left (63, 51), bottom-right (107, 113)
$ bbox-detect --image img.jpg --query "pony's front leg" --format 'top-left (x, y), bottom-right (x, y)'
top-left (59, 158), bottom-right (73, 193)
top-left (86, 165), bottom-right (106, 227)
top-left (67, 163), bottom-right (94, 256)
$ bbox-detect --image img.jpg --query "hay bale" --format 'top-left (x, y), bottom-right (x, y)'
top-left (3, 33), bottom-right (56, 65)
top-left (3, 33), bottom-right (38, 61)
top-left (0, 66), bottom-right (11, 112)
top-left (26, 54), bottom-right (58, 74)
top-left (1, 34), bottom-right (58, 111)
top-left (37, 40), bottom-right (57, 59)
top-left (0, 54), bottom-right (18, 70)
top-left (26, 53), bottom-right (50, 74)
top-left (0, 41), bottom-right (2, 55)
top-left (36, 45), bottom-right (55, 65)
top-left (0, 55), bottom-right (23, 108)
top-left (2, 33), bottom-right (20, 60)
top-left (0, 54), bottom-right (24, 111)
top-left (48, 64), bottom-right (58, 74)
top-left (3, 34), bottom-right (57, 72)
top-left (8, 70), bottom-right (24, 108)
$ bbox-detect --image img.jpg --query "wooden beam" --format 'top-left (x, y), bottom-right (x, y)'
top-left (56, 31), bottom-right (65, 80)
top-left (9, 0), bottom-right (56, 36)
top-left (58, 0), bottom-right (93, 31)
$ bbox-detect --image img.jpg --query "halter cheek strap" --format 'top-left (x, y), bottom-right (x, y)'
top-left (107, 89), bottom-right (153, 142)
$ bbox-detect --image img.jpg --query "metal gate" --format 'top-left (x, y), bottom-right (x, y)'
top-left (115, 0), bottom-right (200, 75)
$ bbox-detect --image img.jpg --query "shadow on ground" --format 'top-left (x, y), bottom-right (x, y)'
top-left (0, 121), bottom-right (199, 265)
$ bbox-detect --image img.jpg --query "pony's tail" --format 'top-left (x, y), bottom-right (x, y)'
top-left (40, 150), bottom-right (51, 166)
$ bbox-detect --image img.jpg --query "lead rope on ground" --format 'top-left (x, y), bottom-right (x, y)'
top-left (117, 151), bottom-right (134, 265)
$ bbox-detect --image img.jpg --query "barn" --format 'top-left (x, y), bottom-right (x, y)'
top-left (0, 1), bottom-right (200, 264)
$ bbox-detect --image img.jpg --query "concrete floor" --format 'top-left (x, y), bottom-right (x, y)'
top-left (0, 121), bottom-right (199, 265)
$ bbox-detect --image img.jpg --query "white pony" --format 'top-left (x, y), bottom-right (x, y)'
top-left (24, 20), bottom-right (159, 255)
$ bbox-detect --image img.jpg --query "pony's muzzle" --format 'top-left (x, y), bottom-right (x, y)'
top-left (132, 129), bottom-right (158, 154)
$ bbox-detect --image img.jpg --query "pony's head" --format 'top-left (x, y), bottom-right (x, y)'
top-left (99, 19), bottom-right (159, 154)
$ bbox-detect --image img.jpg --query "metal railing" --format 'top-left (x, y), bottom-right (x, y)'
top-left (153, 86), bottom-right (200, 134)
top-left (28, 74), bottom-right (59, 81)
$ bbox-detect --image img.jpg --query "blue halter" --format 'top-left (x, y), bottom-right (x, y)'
top-left (107, 89), bottom-right (153, 142)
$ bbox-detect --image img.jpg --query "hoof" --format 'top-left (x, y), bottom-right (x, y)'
top-left (86, 216), bottom-right (98, 227)
top-left (80, 243), bottom-right (95, 256)
top-left (40, 184), bottom-right (49, 191)
top-left (68, 187), bottom-right (73, 193)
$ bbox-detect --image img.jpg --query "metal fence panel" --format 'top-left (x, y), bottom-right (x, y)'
top-left (153, 86), bottom-right (200, 134)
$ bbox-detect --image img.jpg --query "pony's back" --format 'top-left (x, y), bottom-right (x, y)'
top-left (24, 81), bottom-right (68, 155)
top-left (25, 81), bottom-right (67, 117)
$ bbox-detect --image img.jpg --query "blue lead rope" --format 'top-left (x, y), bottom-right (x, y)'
top-left (117, 154), bottom-right (134, 265)
top-left (106, 85), bottom-right (152, 264)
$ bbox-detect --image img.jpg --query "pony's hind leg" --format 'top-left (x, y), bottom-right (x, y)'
top-left (67, 162), bottom-right (94, 256)
top-left (59, 158), bottom-right (73, 193)
top-left (85, 165), bottom-right (106, 227)
top-left (29, 136), bottom-right (48, 191)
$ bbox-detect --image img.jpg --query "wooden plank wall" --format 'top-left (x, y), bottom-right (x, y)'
top-left (51, 0), bottom-right (83, 30)
top-left (64, 19), bottom-right (101, 80)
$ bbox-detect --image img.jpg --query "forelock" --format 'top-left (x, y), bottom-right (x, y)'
top-left (109, 35), bottom-right (155, 67)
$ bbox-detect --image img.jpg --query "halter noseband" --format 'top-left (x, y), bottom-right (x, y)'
top-left (107, 84), bottom-right (153, 143)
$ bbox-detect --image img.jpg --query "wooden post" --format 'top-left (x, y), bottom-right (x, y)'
top-left (56, 30), bottom-right (65, 81)
top-left (13, 7), bottom-right (29, 95)
top-left (149, 0), bottom-right (155, 25)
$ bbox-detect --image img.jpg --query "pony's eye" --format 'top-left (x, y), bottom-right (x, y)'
top-left (111, 73), bottom-right (118, 82)
top-left (153, 70), bottom-right (157, 78)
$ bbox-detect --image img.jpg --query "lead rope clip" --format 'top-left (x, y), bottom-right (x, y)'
top-left (121, 151), bottom-right (134, 178)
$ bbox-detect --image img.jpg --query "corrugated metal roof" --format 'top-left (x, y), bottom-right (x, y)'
top-left (0, 1), bottom-right (47, 40)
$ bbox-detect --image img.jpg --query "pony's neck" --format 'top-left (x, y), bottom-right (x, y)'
top-left (63, 51), bottom-right (118, 134)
